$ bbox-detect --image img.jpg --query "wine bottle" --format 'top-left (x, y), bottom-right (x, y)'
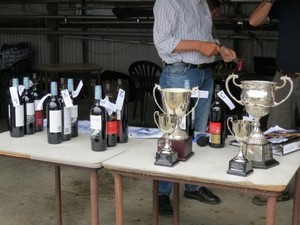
top-left (208, 84), bottom-right (225, 148)
top-left (115, 79), bottom-right (128, 143)
top-left (105, 82), bottom-right (117, 147)
top-left (47, 81), bottom-right (62, 144)
top-left (59, 78), bottom-right (71, 141)
top-left (90, 85), bottom-right (107, 151)
top-left (67, 78), bottom-right (78, 137)
top-left (8, 77), bottom-right (25, 138)
top-left (31, 73), bottom-right (43, 132)
top-left (22, 76), bottom-right (35, 135)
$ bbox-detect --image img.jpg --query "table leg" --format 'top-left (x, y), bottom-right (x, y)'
top-left (292, 168), bottom-right (300, 225)
top-left (55, 166), bottom-right (62, 225)
top-left (152, 180), bottom-right (158, 225)
top-left (90, 169), bottom-right (99, 225)
top-left (266, 195), bottom-right (277, 225)
top-left (114, 173), bottom-right (124, 225)
top-left (173, 183), bottom-right (179, 225)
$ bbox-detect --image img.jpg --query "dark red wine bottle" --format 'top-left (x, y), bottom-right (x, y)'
top-left (67, 78), bottom-right (78, 137)
top-left (31, 73), bottom-right (43, 132)
top-left (116, 79), bottom-right (128, 143)
top-left (208, 84), bottom-right (225, 148)
top-left (47, 81), bottom-right (62, 144)
top-left (105, 82), bottom-right (117, 147)
top-left (22, 76), bottom-right (35, 135)
top-left (90, 85), bottom-right (107, 151)
top-left (8, 77), bottom-right (25, 138)
top-left (59, 78), bottom-right (71, 141)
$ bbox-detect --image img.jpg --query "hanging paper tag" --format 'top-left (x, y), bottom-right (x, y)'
top-left (72, 80), bottom-right (83, 98)
top-left (217, 90), bottom-right (235, 110)
top-left (115, 88), bottom-right (125, 111)
top-left (36, 93), bottom-right (51, 110)
top-left (9, 87), bottom-right (20, 107)
top-left (191, 89), bottom-right (209, 99)
top-left (100, 96), bottom-right (116, 116)
top-left (61, 89), bottom-right (73, 108)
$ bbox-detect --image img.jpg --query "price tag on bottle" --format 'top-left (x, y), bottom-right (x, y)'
top-left (61, 89), bottom-right (73, 108)
top-left (115, 88), bottom-right (125, 111)
top-left (217, 90), bottom-right (235, 110)
top-left (36, 93), bottom-right (51, 110)
top-left (9, 86), bottom-right (20, 107)
top-left (72, 80), bottom-right (83, 98)
top-left (191, 89), bottom-right (209, 98)
top-left (100, 96), bottom-right (117, 115)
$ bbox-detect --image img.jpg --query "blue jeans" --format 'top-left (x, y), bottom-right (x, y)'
top-left (159, 65), bottom-right (214, 132)
top-left (158, 64), bottom-right (214, 194)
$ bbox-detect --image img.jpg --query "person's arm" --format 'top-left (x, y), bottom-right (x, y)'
top-left (174, 40), bottom-right (221, 57)
top-left (249, 0), bottom-right (274, 26)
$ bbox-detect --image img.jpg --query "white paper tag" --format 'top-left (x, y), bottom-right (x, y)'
top-left (18, 85), bottom-right (25, 96)
top-left (72, 80), bottom-right (83, 98)
top-left (100, 96), bottom-right (116, 115)
top-left (191, 89), bottom-right (209, 99)
top-left (9, 86), bottom-right (20, 107)
top-left (115, 88), bottom-right (125, 111)
top-left (61, 89), bottom-right (73, 108)
top-left (36, 93), bottom-right (51, 110)
top-left (217, 90), bottom-right (235, 110)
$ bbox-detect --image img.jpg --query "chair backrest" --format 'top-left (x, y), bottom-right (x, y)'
top-left (128, 60), bottom-right (162, 92)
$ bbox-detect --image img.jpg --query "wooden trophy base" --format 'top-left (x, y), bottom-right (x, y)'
top-left (157, 136), bottom-right (194, 161)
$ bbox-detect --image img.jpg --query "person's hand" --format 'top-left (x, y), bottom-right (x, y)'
top-left (198, 42), bottom-right (221, 57)
top-left (219, 46), bottom-right (237, 62)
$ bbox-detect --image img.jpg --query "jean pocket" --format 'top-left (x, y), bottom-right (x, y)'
top-left (167, 65), bottom-right (188, 76)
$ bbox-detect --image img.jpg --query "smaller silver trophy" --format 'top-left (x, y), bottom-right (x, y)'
top-left (227, 118), bottom-right (253, 176)
top-left (153, 111), bottom-right (179, 167)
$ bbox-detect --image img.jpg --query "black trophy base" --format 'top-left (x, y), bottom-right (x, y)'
top-left (227, 159), bottom-right (254, 177)
top-left (246, 143), bottom-right (280, 169)
top-left (154, 151), bottom-right (179, 167)
top-left (157, 136), bottom-right (193, 161)
top-left (252, 159), bottom-right (279, 169)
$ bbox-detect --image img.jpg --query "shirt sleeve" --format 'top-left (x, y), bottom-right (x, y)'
top-left (153, 0), bottom-right (181, 60)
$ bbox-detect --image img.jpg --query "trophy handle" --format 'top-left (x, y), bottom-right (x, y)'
top-left (186, 86), bottom-right (200, 116)
top-left (273, 76), bottom-right (294, 107)
top-left (153, 84), bottom-right (166, 113)
top-left (225, 74), bottom-right (243, 105)
top-left (226, 117), bottom-right (234, 136)
top-left (153, 111), bottom-right (161, 129)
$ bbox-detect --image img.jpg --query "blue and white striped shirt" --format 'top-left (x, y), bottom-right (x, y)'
top-left (153, 0), bottom-right (216, 65)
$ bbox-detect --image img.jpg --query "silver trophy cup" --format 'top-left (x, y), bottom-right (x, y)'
top-left (153, 111), bottom-right (179, 166)
top-left (227, 118), bottom-right (253, 176)
top-left (153, 84), bottom-right (200, 140)
top-left (225, 74), bottom-right (293, 168)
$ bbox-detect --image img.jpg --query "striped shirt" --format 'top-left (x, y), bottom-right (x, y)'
top-left (153, 0), bottom-right (216, 65)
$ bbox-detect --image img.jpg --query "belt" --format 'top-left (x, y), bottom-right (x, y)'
top-left (278, 69), bottom-right (300, 78)
top-left (164, 62), bottom-right (211, 70)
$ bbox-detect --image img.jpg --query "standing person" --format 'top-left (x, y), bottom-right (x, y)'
top-left (248, 0), bottom-right (300, 205)
top-left (153, 0), bottom-right (236, 216)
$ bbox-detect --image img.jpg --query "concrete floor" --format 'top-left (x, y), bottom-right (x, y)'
top-left (0, 96), bottom-right (297, 225)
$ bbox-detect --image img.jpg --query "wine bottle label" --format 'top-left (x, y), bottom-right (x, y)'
top-left (61, 89), bottom-right (73, 108)
top-left (26, 102), bottom-right (35, 116)
top-left (63, 107), bottom-right (71, 134)
top-left (208, 121), bottom-right (222, 144)
top-left (15, 105), bottom-right (24, 127)
top-left (9, 87), bottom-right (20, 107)
top-left (209, 133), bottom-right (221, 144)
top-left (49, 110), bottom-right (62, 132)
top-left (107, 121), bottom-right (117, 135)
top-left (35, 110), bottom-right (43, 127)
top-left (90, 115), bottom-right (102, 130)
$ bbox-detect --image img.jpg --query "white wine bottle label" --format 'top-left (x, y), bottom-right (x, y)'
top-left (71, 105), bottom-right (78, 118)
top-left (63, 107), bottom-right (71, 134)
top-left (90, 115), bottom-right (102, 130)
top-left (26, 102), bottom-right (35, 116)
top-left (9, 87), bottom-right (20, 107)
top-left (49, 110), bottom-right (62, 133)
top-left (15, 105), bottom-right (24, 127)
top-left (116, 110), bottom-right (121, 120)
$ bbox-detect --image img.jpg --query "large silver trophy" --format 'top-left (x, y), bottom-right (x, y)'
top-left (153, 84), bottom-right (200, 161)
top-left (227, 117), bottom-right (253, 176)
top-left (153, 111), bottom-right (178, 166)
top-left (225, 74), bottom-right (293, 168)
